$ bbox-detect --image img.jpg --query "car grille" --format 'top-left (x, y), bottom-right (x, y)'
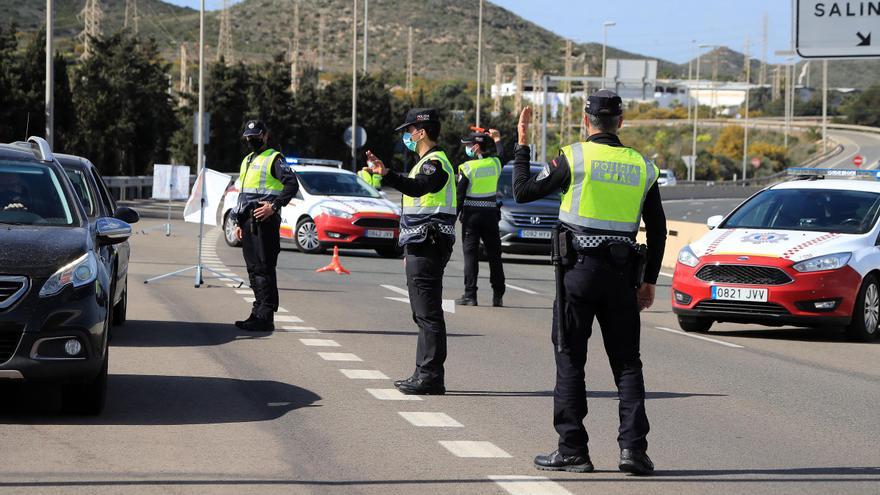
top-left (509, 212), bottom-right (558, 227)
top-left (694, 300), bottom-right (790, 316)
top-left (696, 265), bottom-right (792, 285)
top-left (353, 218), bottom-right (399, 229)
top-left (0, 322), bottom-right (24, 363)
top-left (0, 276), bottom-right (28, 310)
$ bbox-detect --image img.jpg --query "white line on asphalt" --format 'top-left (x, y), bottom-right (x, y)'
top-left (339, 369), bottom-right (389, 379)
top-left (385, 296), bottom-right (410, 304)
top-left (244, 297), bottom-right (255, 303)
top-left (655, 326), bottom-right (744, 349)
top-left (366, 388), bottom-right (423, 401)
top-left (383, 286), bottom-right (456, 314)
top-left (276, 315), bottom-right (304, 323)
top-left (277, 307), bottom-right (289, 313)
top-left (439, 441), bottom-right (511, 458)
top-left (505, 283), bottom-right (539, 295)
top-left (299, 338), bottom-right (340, 347)
top-left (220, 278), bottom-right (234, 282)
top-left (488, 475), bottom-right (573, 495)
top-left (398, 412), bottom-right (463, 427)
top-left (225, 283), bottom-right (239, 288)
top-left (659, 271), bottom-right (673, 278)
top-left (317, 352), bottom-right (362, 362)
top-left (234, 289), bottom-right (252, 295)
top-left (381, 284), bottom-right (410, 296)
top-left (279, 326), bottom-right (320, 333)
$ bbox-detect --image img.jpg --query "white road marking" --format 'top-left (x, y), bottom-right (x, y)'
top-left (366, 388), bottom-right (423, 401)
top-left (385, 296), bottom-right (410, 304)
top-left (382, 286), bottom-right (456, 314)
top-left (339, 369), bottom-right (389, 379)
top-left (441, 299), bottom-right (456, 314)
top-left (244, 297), bottom-right (255, 303)
top-left (225, 283), bottom-right (239, 288)
top-left (489, 475), bottom-right (573, 495)
top-left (235, 289), bottom-right (252, 295)
top-left (299, 338), bottom-right (340, 347)
top-left (439, 441), bottom-right (511, 458)
top-left (220, 278), bottom-right (234, 282)
top-left (398, 412), bottom-right (463, 427)
top-left (659, 271), bottom-right (674, 278)
top-left (276, 315), bottom-right (304, 323)
top-left (317, 352), bottom-right (362, 362)
top-left (221, 272), bottom-right (238, 277)
top-left (277, 307), bottom-right (289, 313)
top-left (655, 326), bottom-right (744, 349)
top-left (381, 284), bottom-right (410, 296)
top-left (506, 283), bottom-right (539, 295)
top-left (279, 326), bottom-right (320, 333)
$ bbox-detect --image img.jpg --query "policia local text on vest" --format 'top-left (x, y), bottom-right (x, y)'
top-left (363, 108), bottom-right (455, 396)
top-left (455, 131), bottom-right (506, 307)
top-left (512, 90), bottom-right (667, 476)
top-left (233, 120), bottom-right (299, 333)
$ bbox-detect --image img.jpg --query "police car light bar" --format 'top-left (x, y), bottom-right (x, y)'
top-left (786, 167), bottom-right (880, 181)
top-left (285, 157), bottom-right (343, 169)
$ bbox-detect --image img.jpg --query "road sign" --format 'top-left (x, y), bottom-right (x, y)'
top-left (853, 155), bottom-right (864, 167)
top-left (796, 1), bottom-right (880, 58)
top-left (751, 157), bottom-right (761, 168)
top-left (344, 125), bottom-right (367, 149)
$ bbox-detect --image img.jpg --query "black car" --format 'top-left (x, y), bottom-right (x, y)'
top-left (495, 163), bottom-right (561, 255)
top-left (0, 137), bottom-right (138, 415)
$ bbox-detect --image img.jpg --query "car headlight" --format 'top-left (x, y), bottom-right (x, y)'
top-left (40, 252), bottom-right (98, 297)
top-left (677, 245), bottom-right (700, 268)
top-left (320, 206), bottom-right (353, 219)
top-left (792, 252), bottom-right (851, 273)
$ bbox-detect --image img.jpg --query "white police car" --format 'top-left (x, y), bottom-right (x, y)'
top-left (672, 168), bottom-right (880, 342)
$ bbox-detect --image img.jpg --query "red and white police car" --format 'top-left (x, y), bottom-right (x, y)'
top-left (672, 168), bottom-right (880, 342)
top-left (221, 159), bottom-right (402, 258)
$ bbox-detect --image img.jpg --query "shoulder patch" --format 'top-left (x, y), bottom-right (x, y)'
top-left (549, 157), bottom-right (560, 169)
top-left (421, 162), bottom-right (437, 175)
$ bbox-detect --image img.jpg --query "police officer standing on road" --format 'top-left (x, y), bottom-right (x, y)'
top-left (233, 120), bottom-right (299, 332)
top-left (455, 131), bottom-right (505, 307)
top-left (363, 108), bottom-right (456, 395)
top-left (513, 90), bottom-right (667, 475)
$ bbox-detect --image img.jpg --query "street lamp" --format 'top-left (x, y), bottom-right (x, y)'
top-left (690, 43), bottom-right (716, 182)
top-left (601, 21), bottom-right (616, 86)
top-left (46, 0), bottom-right (53, 147)
top-left (475, 0), bottom-right (484, 128)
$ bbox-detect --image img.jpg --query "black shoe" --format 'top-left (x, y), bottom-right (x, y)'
top-left (492, 294), bottom-right (503, 307)
top-left (619, 449), bottom-right (654, 475)
top-left (455, 295), bottom-right (477, 306)
top-left (395, 378), bottom-right (445, 395)
top-left (534, 450), bottom-right (594, 473)
top-left (237, 318), bottom-right (274, 332)
top-left (393, 372), bottom-right (418, 388)
top-left (234, 314), bottom-right (259, 329)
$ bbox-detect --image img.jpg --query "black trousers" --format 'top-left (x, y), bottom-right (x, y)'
top-left (552, 254), bottom-right (650, 456)
top-left (461, 208), bottom-right (505, 299)
top-left (405, 241), bottom-right (452, 382)
top-left (241, 214), bottom-right (281, 321)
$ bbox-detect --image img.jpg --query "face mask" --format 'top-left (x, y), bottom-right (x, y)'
top-left (247, 137), bottom-right (263, 151)
top-left (465, 146), bottom-right (477, 158)
top-left (402, 132), bottom-right (418, 152)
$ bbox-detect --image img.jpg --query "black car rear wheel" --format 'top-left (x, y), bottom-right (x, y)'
top-left (62, 347), bottom-right (108, 416)
top-left (112, 277), bottom-right (127, 326)
top-left (678, 315), bottom-right (713, 333)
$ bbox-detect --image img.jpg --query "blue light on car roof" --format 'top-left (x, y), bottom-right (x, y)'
top-left (285, 157), bottom-right (299, 164)
top-left (787, 167), bottom-right (880, 180)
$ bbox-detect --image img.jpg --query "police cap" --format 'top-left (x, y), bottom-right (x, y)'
top-left (585, 89), bottom-right (623, 117)
top-left (242, 120), bottom-right (268, 137)
top-left (395, 108), bottom-right (440, 132)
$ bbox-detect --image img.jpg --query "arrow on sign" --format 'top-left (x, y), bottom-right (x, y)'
top-left (857, 32), bottom-right (872, 47)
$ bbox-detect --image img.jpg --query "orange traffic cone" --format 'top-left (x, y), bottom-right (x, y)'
top-left (316, 246), bottom-right (350, 275)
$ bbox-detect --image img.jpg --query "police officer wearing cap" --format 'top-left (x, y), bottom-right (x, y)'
top-left (455, 131), bottom-right (505, 307)
top-left (233, 120), bottom-right (299, 332)
top-left (513, 90), bottom-right (667, 475)
top-left (364, 108), bottom-right (455, 395)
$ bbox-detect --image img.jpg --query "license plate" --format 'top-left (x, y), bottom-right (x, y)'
top-left (711, 286), bottom-right (768, 302)
top-left (366, 229), bottom-right (395, 239)
top-left (519, 229), bottom-right (552, 239)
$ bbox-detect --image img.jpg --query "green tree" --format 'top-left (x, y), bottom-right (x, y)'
top-left (842, 85), bottom-right (880, 127)
top-left (204, 59), bottom-right (251, 173)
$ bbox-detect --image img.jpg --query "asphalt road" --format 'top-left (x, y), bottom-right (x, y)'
top-left (818, 129), bottom-right (880, 170)
top-left (0, 218), bottom-right (877, 495)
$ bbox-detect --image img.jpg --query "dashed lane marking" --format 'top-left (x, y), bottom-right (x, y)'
top-left (279, 326), bottom-right (320, 333)
top-left (276, 315), bottom-right (304, 323)
top-left (382, 285), bottom-right (456, 314)
top-left (381, 284), bottom-right (409, 296)
top-left (439, 441), bottom-right (511, 458)
top-left (366, 388), bottom-right (423, 401)
top-left (235, 289), bottom-right (252, 295)
top-left (398, 412), bottom-right (463, 427)
top-left (339, 369), bottom-right (389, 380)
top-left (655, 326), bottom-right (744, 349)
top-left (659, 271), bottom-right (673, 279)
top-left (225, 283), bottom-right (239, 288)
top-left (505, 283), bottom-right (539, 295)
top-left (299, 338), bottom-right (340, 347)
top-left (244, 297), bottom-right (255, 303)
top-left (317, 352), bottom-right (362, 362)
top-left (277, 307), bottom-right (289, 313)
top-left (220, 278), bottom-right (234, 282)
top-left (488, 475), bottom-right (573, 495)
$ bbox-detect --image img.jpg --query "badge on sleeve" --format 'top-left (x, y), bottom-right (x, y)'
top-left (421, 162), bottom-right (437, 175)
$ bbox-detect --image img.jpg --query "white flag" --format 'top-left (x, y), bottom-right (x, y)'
top-left (184, 168), bottom-right (232, 226)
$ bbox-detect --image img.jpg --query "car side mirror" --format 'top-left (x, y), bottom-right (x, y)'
top-left (706, 215), bottom-right (724, 230)
top-left (114, 206), bottom-right (140, 224)
top-left (96, 217), bottom-right (132, 246)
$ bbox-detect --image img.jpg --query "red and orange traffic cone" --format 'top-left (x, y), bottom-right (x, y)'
top-left (316, 246), bottom-right (350, 275)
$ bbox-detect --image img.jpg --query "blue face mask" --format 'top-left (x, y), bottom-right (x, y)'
top-left (402, 132), bottom-right (418, 152)
top-left (465, 146), bottom-right (477, 158)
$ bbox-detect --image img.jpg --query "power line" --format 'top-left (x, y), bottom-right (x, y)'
top-left (77, 0), bottom-right (103, 59)
top-left (124, 0), bottom-right (139, 35)
top-left (216, 0), bottom-right (233, 63)
top-left (290, 0), bottom-right (300, 92)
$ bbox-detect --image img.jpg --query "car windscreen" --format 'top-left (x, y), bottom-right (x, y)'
top-left (296, 171), bottom-right (380, 198)
top-left (722, 188), bottom-right (880, 234)
top-left (0, 161), bottom-right (77, 226)
top-left (64, 167), bottom-right (96, 217)
top-left (497, 168), bottom-right (561, 202)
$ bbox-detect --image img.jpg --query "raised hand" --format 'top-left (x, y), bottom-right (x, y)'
top-left (517, 106), bottom-right (532, 145)
top-left (365, 150), bottom-right (388, 176)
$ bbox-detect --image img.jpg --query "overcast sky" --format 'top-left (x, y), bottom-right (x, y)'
top-left (164, 0), bottom-right (793, 64)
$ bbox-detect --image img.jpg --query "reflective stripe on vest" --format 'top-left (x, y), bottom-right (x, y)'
top-left (558, 141), bottom-right (658, 233)
top-left (459, 156), bottom-right (501, 199)
top-left (401, 150), bottom-right (457, 216)
top-left (239, 149), bottom-right (284, 196)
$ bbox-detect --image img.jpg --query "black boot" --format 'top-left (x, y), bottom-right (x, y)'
top-left (396, 378), bottom-right (445, 395)
top-left (455, 295), bottom-right (477, 306)
top-left (393, 371), bottom-right (418, 388)
top-left (237, 318), bottom-right (274, 332)
top-left (492, 293), bottom-right (503, 307)
top-left (234, 314), bottom-right (259, 329)
top-left (619, 449), bottom-right (654, 475)
top-left (534, 450), bottom-right (594, 473)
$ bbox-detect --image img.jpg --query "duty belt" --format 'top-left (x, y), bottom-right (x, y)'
top-left (400, 223), bottom-right (456, 237)
top-left (571, 234), bottom-right (636, 251)
top-left (463, 199), bottom-right (497, 208)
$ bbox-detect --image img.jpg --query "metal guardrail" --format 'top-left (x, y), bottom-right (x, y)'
top-left (103, 176), bottom-right (197, 201)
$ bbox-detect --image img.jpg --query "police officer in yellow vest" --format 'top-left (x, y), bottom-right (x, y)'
top-left (357, 167), bottom-right (382, 190)
top-left (233, 120), bottom-right (299, 332)
top-left (364, 108), bottom-right (455, 395)
top-left (514, 91), bottom-right (667, 475)
top-left (455, 131), bottom-right (505, 307)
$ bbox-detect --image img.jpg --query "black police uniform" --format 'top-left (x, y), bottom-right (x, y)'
top-left (381, 108), bottom-right (455, 395)
top-left (456, 133), bottom-right (505, 306)
top-left (514, 92), bottom-right (667, 474)
top-left (235, 121), bottom-right (299, 331)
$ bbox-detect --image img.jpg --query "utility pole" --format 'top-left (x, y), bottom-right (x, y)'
top-left (78, 0), bottom-right (103, 60)
top-left (351, 0), bottom-right (358, 171)
top-left (179, 43), bottom-right (187, 93)
top-left (362, 0), bottom-right (368, 74)
top-left (475, 0), bottom-right (484, 128)
top-left (742, 37), bottom-right (751, 185)
top-left (514, 59), bottom-right (524, 116)
top-left (493, 63), bottom-right (503, 115)
top-left (124, 0), bottom-right (139, 35)
top-left (686, 45), bottom-right (693, 121)
top-left (691, 45), bottom-right (708, 182)
top-left (217, 0), bottom-right (233, 63)
top-left (318, 10), bottom-right (325, 71)
top-left (822, 59), bottom-right (828, 153)
top-left (759, 12), bottom-right (768, 86)
top-left (563, 40), bottom-right (572, 144)
top-left (601, 21), bottom-right (616, 85)
top-left (291, 0), bottom-right (300, 93)
top-left (406, 26), bottom-right (413, 95)
top-left (46, 0), bottom-right (54, 147)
